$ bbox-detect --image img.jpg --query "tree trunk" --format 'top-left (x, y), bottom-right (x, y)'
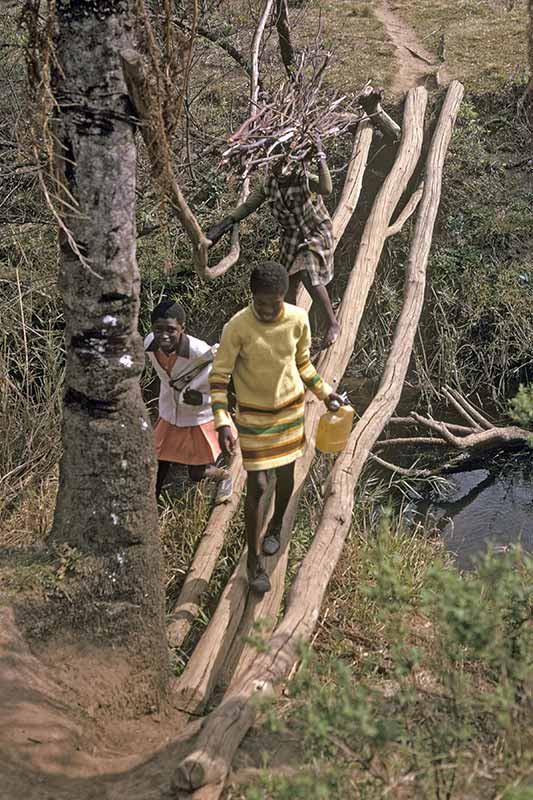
top-left (48, 0), bottom-right (168, 708)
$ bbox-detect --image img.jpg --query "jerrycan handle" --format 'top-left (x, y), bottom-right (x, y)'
top-left (328, 391), bottom-right (349, 412)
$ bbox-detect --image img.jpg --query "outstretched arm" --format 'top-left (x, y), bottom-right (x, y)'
top-left (206, 185), bottom-right (266, 245)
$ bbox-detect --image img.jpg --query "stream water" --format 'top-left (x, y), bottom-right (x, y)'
top-left (343, 377), bottom-right (533, 570)
top-left (410, 452), bottom-right (533, 569)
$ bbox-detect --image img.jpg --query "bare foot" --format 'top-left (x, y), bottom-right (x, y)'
top-left (323, 321), bottom-right (340, 348)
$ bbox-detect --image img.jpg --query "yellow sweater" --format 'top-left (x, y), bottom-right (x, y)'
top-left (210, 303), bottom-right (332, 429)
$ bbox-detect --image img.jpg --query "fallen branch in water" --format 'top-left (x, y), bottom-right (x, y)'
top-left (372, 385), bottom-right (531, 477)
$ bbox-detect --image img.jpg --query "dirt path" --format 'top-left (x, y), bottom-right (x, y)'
top-left (373, 0), bottom-right (439, 95)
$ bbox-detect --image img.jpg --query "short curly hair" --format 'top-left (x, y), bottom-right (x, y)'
top-left (150, 300), bottom-right (186, 325)
top-left (250, 261), bottom-right (289, 296)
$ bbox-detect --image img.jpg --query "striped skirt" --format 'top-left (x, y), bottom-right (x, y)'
top-left (236, 394), bottom-right (306, 472)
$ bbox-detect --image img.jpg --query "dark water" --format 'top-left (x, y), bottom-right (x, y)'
top-left (412, 452), bottom-right (533, 569)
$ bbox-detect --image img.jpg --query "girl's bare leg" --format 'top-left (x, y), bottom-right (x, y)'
top-left (156, 460), bottom-right (171, 498)
top-left (245, 470), bottom-right (270, 572)
top-left (263, 461), bottom-right (295, 555)
top-left (301, 272), bottom-right (340, 347)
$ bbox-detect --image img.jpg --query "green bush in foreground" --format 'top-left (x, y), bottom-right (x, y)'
top-left (245, 518), bottom-right (533, 800)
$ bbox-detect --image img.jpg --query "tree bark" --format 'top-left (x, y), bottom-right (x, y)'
top-left (48, 0), bottom-right (168, 707)
top-left (172, 81), bottom-right (464, 797)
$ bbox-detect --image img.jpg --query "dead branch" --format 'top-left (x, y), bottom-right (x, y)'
top-left (369, 452), bottom-right (434, 476)
top-left (120, 49), bottom-right (211, 276)
top-left (176, 21), bottom-right (251, 76)
top-left (390, 416), bottom-right (473, 435)
top-left (172, 82), bottom-right (465, 797)
top-left (275, 0), bottom-right (295, 77)
top-left (410, 412), bottom-right (530, 450)
top-left (442, 384), bottom-right (494, 430)
top-left (376, 436), bottom-right (448, 446)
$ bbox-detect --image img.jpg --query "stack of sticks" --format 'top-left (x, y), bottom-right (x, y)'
top-left (221, 52), bottom-right (367, 178)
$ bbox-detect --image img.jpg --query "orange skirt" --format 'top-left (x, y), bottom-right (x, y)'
top-left (153, 418), bottom-right (236, 465)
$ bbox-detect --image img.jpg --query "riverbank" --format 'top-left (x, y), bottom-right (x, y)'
top-left (225, 516), bottom-right (533, 800)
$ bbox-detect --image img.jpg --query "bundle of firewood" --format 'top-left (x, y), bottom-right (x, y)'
top-left (221, 53), bottom-right (366, 179)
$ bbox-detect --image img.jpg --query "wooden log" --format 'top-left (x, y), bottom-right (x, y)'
top-left (169, 117), bottom-right (373, 668)
top-left (359, 85), bottom-right (401, 141)
top-left (332, 119), bottom-right (374, 247)
top-left (167, 454), bottom-right (246, 649)
top-left (171, 80), bottom-right (464, 796)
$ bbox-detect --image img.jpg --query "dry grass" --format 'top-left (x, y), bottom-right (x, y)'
top-left (394, 0), bottom-right (529, 92)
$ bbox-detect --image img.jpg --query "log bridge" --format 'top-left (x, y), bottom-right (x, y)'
top-left (155, 80), bottom-right (470, 799)
top-left (123, 5), bottom-right (473, 795)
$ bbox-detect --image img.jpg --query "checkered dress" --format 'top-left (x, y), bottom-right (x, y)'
top-left (263, 172), bottom-right (334, 287)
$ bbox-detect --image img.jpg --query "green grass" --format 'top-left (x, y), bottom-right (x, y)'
top-left (227, 514), bottom-right (533, 800)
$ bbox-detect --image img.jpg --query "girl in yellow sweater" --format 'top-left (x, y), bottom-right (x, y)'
top-left (210, 261), bottom-right (342, 594)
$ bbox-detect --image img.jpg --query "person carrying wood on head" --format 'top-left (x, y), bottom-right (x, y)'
top-left (209, 261), bottom-right (343, 595)
top-left (206, 136), bottom-right (340, 349)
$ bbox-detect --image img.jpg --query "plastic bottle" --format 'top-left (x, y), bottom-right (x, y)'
top-left (316, 398), bottom-right (355, 454)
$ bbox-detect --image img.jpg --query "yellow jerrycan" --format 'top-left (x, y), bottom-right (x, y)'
top-left (316, 395), bottom-right (355, 454)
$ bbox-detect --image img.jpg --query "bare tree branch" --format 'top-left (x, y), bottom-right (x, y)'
top-left (175, 20), bottom-right (251, 76)
top-left (274, 0), bottom-right (295, 77)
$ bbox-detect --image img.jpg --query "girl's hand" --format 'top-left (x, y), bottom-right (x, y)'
top-left (206, 217), bottom-right (234, 246)
top-left (326, 392), bottom-right (344, 410)
top-left (183, 388), bottom-right (203, 406)
top-left (218, 425), bottom-right (236, 459)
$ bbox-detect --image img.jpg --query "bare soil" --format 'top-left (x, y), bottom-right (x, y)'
top-left (373, 0), bottom-right (441, 94)
top-left (0, 606), bottom-right (198, 799)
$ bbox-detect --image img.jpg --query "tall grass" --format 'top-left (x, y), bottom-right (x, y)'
top-left (0, 269), bottom-right (63, 549)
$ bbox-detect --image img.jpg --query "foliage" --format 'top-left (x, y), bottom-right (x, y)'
top-left (510, 384), bottom-right (533, 435)
top-left (241, 515), bottom-right (533, 799)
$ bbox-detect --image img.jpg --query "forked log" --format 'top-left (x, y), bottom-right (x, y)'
top-left (171, 80), bottom-right (464, 797)
top-left (359, 85), bottom-right (401, 141)
top-left (373, 384), bottom-right (530, 478)
top-left (167, 119), bottom-right (375, 653)
top-left (172, 88), bottom-right (426, 712)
